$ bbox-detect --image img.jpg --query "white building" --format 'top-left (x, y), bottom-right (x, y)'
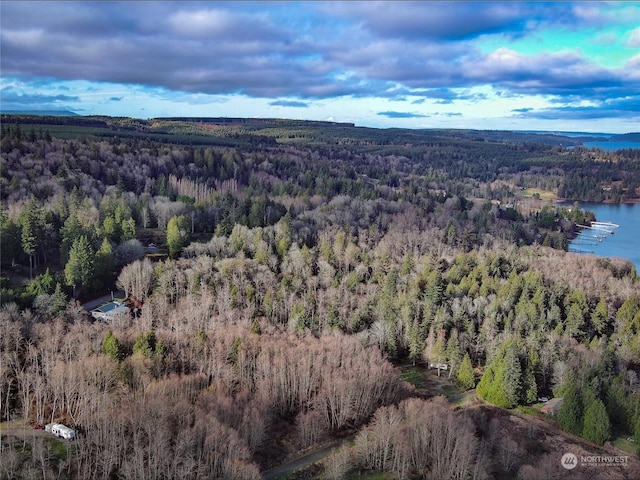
top-left (47, 423), bottom-right (76, 440)
top-left (90, 301), bottom-right (130, 321)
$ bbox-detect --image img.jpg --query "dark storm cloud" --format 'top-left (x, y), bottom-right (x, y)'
top-left (328, 2), bottom-right (640, 41)
top-left (0, 2), bottom-right (341, 98)
top-left (325, 37), bottom-right (638, 101)
top-left (1, 1), bottom-right (638, 123)
top-left (324, 2), bottom-right (538, 40)
top-left (514, 96), bottom-right (640, 120)
top-left (0, 87), bottom-right (80, 106)
top-left (466, 49), bottom-right (627, 94)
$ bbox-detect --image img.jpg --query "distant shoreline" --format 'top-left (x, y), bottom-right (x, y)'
top-left (556, 198), bottom-right (640, 205)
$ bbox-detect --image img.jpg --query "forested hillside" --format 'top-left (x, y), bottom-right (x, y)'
top-left (1, 115), bottom-right (640, 479)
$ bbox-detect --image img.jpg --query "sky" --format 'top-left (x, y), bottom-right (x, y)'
top-left (1, 1), bottom-right (639, 133)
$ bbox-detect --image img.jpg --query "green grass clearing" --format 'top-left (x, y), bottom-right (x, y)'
top-left (439, 383), bottom-right (459, 397)
top-left (400, 367), bottom-right (423, 387)
top-left (513, 405), bottom-right (545, 417)
top-left (611, 435), bottom-right (636, 455)
top-left (43, 436), bottom-right (71, 459)
top-left (521, 188), bottom-right (558, 200)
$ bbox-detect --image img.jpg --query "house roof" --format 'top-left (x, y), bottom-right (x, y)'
top-left (541, 397), bottom-right (564, 413)
top-left (91, 301), bottom-right (129, 320)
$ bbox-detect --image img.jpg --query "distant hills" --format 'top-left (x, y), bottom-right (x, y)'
top-left (609, 132), bottom-right (640, 142)
top-left (1, 112), bottom-right (637, 146)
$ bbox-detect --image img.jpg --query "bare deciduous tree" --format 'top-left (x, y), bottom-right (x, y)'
top-left (322, 444), bottom-right (352, 480)
top-left (296, 410), bottom-right (326, 449)
top-left (116, 257), bottom-right (154, 300)
top-left (354, 396), bottom-right (488, 480)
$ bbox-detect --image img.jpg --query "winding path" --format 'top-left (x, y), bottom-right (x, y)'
top-left (262, 389), bottom-right (476, 478)
top-left (262, 440), bottom-right (345, 479)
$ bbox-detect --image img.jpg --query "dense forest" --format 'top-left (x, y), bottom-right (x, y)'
top-left (1, 115), bottom-right (640, 479)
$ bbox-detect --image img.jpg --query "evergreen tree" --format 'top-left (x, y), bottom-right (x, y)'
top-left (477, 363), bottom-right (509, 407)
top-left (457, 353), bottom-right (476, 390)
top-left (156, 174), bottom-right (170, 196)
top-left (565, 303), bottom-right (587, 341)
top-left (0, 209), bottom-right (22, 265)
top-left (407, 317), bottom-right (427, 366)
top-left (401, 253), bottom-right (414, 275)
top-left (26, 268), bottom-right (56, 297)
top-left (101, 330), bottom-right (125, 362)
top-left (425, 270), bottom-right (445, 305)
top-left (564, 289), bottom-right (589, 340)
top-left (523, 364), bottom-right (538, 404)
top-left (476, 340), bottom-right (523, 408)
top-left (50, 283), bottom-right (67, 315)
top-left (429, 337), bottom-right (447, 365)
top-left (103, 215), bottom-right (119, 241)
top-left (249, 319), bottom-right (262, 335)
top-left (94, 238), bottom-right (115, 288)
top-left (167, 214), bottom-right (189, 259)
top-left (65, 235), bottom-right (94, 297)
top-left (591, 297), bottom-right (609, 335)
top-left (558, 381), bottom-right (583, 435)
top-left (133, 330), bottom-right (157, 358)
top-left (60, 212), bottom-right (91, 264)
top-left (445, 330), bottom-right (462, 378)
top-left (275, 213), bottom-right (292, 259)
top-left (20, 197), bottom-right (43, 280)
top-left (617, 296), bottom-right (640, 337)
top-left (605, 380), bottom-right (628, 429)
top-left (582, 398), bottom-right (610, 445)
top-left (121, 217), bottom-right (136, 241)
top-left (501, 343), bottom-right (523, 408)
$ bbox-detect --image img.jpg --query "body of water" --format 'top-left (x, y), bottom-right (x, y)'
top-left (558, 202), bottom-right (640, 272)
top-left (583, 141), bottom-right (640, 151)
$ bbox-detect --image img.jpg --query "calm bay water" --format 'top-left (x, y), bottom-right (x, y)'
top-left (583, 141), bottom-right (640, 151)
top-left (558, 202), bottom-right (640, 272)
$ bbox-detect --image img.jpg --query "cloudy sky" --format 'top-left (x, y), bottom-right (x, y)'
top-left (1, 1), bottom-right (639, 133)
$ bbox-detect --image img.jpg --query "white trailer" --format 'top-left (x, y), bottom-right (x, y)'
top-left (50, 423), bottom-right (76, 440)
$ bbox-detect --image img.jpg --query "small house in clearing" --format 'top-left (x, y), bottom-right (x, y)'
top-left (429, 362), bottom-right (449, 377)
top-left (90, 301), bottom-right (130, 321)
top-left (541, 397), bottom-right (564, 415)
top-left (429, 363), bottom-right (449, 371)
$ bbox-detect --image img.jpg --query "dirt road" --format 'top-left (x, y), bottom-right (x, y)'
top-left (262, 368), bottom-right (476, 479)
top-left (0, 420), bottom-right (52, 441)
top-left (263, 440), bottom-right (344, 479)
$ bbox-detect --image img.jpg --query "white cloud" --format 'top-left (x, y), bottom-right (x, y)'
top-left (168, 9), bottom-right (235, 37)
top-left (625, 27), bottom-right (640, 48)
top-left (590, 32), bottom-right (618, 46)
top-left (486, 48), bottom-right (528, 69)
top-left (2, 2), bottom-right (638, 132)
top-left (1, 28), bottom-right (45, 48)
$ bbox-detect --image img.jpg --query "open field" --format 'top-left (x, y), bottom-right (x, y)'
top-left (521, 187), bottom-right (559, 201)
